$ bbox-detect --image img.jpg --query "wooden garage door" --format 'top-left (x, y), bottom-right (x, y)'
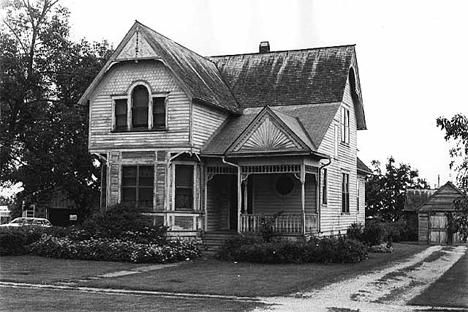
top-left (429, 214), bottom-right (448, 244)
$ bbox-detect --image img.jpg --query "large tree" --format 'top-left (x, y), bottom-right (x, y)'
top-left (0, 0), bottom-right (112, 217)
top-left (366, 157), bottom-right (430, 222)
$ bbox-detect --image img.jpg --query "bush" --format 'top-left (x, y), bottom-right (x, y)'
top-left (217, 235), bottom-right (367, 264)
top-left (81, 203), bottom-right (168, 243)
top-left (0, 227), bottom-right (50, 256)
top-left (28, 235), bottom-right (201, 263)
top-left (347, 223), bottom-right (364, 241)
top-left (362, 220), bottom-right (388, 246)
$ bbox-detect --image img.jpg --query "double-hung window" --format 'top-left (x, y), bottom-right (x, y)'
top-left (113, 84), bottom-right (167, 131)
top-left (341, 107), bottom-right (350, 144)
top-left (122, 165), bottom-right (154, 210)
top-left (322, 168), bottom-right (328, 205)
top-left (341, 173), bottom-right (350, 213)
top-left (175, 165), bottom-right (193, 210)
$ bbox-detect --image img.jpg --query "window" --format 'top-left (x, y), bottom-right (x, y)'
top-left (122, 165), bottom-right (154, 209)
top-left (356, 179), bottom-right (360, 212)
top-left (341, 173), bottom-right (350, 213)
top-left (322, 168), bottom-right (328, 205)
top-left (153, 97), bottom-right (166, 129)
top-left (132, 85), bottom-right (149, 129)
top-left (115, 99), bottom-right (128, 131)
top-left (341, 107), bottom-right (350, 144)
top-left (113, 84), bottom-right (167, 131)
top-left (175, 165), bottom-right (193, 210)
top-left (334, 124), bottom-right (339, 158)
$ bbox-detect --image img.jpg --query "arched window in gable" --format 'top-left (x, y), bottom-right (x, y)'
top-left (132, 85), bottom-right (149, 129)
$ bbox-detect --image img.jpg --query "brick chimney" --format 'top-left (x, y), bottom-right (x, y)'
top-left (259, 41), bottom-right (270, 53)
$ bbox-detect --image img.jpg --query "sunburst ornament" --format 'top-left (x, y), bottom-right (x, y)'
top-left (239, 117), bottom-right (297, 151)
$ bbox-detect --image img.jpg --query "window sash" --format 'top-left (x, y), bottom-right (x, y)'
top-left (115, 99), bottom-right (127, 131)
top-left (341, 173), bottom-right (349, 213)
top-left (121, 165), bottom-right (154, 209)
top-left (153, 97), bottom-right (166, 129)
top-left (322, 169), bottom-right (328, 204)
top-left (175, 165), bottom-right (194, 210)
top-left (341, 107), bottom-right (350, 144)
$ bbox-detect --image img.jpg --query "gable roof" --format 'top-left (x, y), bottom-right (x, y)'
top-left (416, 182), bottom-right (467, 213)
top-left (79, 21), bottom-right (241, 114)
top-left (203, 106), bottom-right (319, 156)
top-left (210, 46), bottom-right (356, 105)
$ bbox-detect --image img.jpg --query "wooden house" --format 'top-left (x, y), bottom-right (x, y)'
top-left (415, 182), bottom-right (466, 245)
top-left (79, 21), bottom-right (369, 238)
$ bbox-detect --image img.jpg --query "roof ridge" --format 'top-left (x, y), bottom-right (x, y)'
top-left (209, 44), bottom-right (356, 59)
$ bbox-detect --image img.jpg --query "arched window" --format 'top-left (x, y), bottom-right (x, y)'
top-left (132, 85), bottom-right (149, 129)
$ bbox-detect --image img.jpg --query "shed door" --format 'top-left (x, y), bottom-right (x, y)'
top-left (429, 214), bottom-right (448, 244)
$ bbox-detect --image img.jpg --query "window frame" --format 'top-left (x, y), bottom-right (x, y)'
top-left (111, 82), bottom-right (168, 132)
top-left (340, 106), bottom-right (350, 144)
top-left (121, 165), bottom-right (154, 210)
top-left (174, 164), bottom-right (195, 211)
top-left (322, 168), bottom-right (328, 205)
top-left (341, 172), bottom-right (350, 213)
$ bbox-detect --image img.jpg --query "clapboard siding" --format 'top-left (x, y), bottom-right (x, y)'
top-left (89, 61), bottom-right (191, 152)
top-left (192, 102), bottom-right (229, 150)
top-left (89, 92), bottom-right (191, 151)
top-left (318, 78), bottom-right (360, 235)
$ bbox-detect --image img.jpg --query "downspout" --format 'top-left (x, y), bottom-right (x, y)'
top-left (222, 157), bottom-right (242, 233)
top-left (318, 158), bottom-right (332, 234)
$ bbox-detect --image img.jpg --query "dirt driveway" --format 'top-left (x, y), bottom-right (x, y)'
top-left (254, 245), bottom-right (467, 312)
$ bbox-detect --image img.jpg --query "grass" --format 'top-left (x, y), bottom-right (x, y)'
top-left (409, 247), bottom-right (468, 308)
top-left (0, 287), bottom-right (263, 312)
top-left (77, 243), bottom-right (427, 297)
top-left (0, 243), bottom-right (427, 298)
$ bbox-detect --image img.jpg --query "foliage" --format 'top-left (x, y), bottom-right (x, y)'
top-left (0, 0), bottom-right (113, 218)
top-left (451, 197), bottom-right (468, 242)
top-left (366, 157), bottom-right (430, 222)
top-left (28, 235), bottom-right (201, 263)
top-left (217, 236), bottom-right (368, 264)
top-left (258, 211), bottom-right (283, 242)
top-left (81, 203), bottom-right (168, 243)
top-left (436, 114), bottom-right (468, 190)
top-left (0, 226), bottom-right (50, 255)
top-left (346, 223), bottom-right (364, 242)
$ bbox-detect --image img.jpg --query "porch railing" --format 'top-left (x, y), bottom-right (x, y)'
top-left (240, 213), bottom-right (318, 234)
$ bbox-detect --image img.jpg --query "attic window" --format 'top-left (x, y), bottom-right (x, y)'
top-left (132, 85), bottom-right (149, 129)
top-left (153, 97), bottom-right (166, 129)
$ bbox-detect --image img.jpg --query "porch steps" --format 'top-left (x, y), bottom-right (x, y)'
top-left (200, 231), bottom-right (239, 258)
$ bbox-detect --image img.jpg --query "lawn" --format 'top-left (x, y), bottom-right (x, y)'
top-left (78, 243), bottom-right (427, 297)
top-left (0, 286), bottom-right (263, 312)
top-left (409, 246), bottom-right (468, 308)
top-left (0, 243), bottom-right (427, 297)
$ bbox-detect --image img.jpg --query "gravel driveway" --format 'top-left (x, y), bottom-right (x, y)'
top-left (254, 245), bottom-right (467, 312)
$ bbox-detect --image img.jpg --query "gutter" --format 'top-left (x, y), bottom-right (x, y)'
top-left (222, 157), bottom-right (242, 233)
top-left (318, 158), bottom-right (332, 235)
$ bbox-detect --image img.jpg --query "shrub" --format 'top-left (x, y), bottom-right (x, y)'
top-left (28, 235), bottom-right (201, 263)
top-left (258, 212), bottom-right (283, 242)
top-left (0, 227), bottom-right (51, 256)
top-left (81, 203), bottom-right (168, 243)
top-left (347, 223), bottom-right (364, 241)
top-left (362, 220), bottom-right (388, 246)
top-left (217, 235), bottom-right (261, 261)
top-left (217, 235), bottom-right (367, 264)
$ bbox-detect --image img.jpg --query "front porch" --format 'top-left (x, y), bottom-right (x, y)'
top-left (204, 160), bottom-right (321, 236)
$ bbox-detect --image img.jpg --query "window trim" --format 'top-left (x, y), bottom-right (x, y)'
top-left (340, 106), bottom-right (350, 145)
top-left (111, 82), bottom-right (168, 132)
top-left (341, 172), bottom-right (350, 213)
top-left (172, 162), bottom-right (197, 211)
top-left (121, 165), bottom-right (155, 210)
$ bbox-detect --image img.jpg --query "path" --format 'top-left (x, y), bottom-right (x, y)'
top-left (254, 245), bottom-right (467, 312)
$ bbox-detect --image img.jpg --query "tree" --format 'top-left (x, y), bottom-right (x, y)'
top-left (366, 157), bottom-right (430, 222)
top-left (0, 0), bottom-right (112, 218)
top-left (436, 114), bottom-right (468, 190)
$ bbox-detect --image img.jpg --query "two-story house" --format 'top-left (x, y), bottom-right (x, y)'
top-left (79, 21), bottom-right (369, 238)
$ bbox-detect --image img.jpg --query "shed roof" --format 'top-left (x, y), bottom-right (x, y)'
top-left (403, 189), bottom-right (437, 212)
top-left (357, 158), bottom-right (373, 175)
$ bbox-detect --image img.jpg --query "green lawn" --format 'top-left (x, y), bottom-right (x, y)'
top-left (0, 243), bottom-right (427, 298)
top-left (409, 246), bottom-right (468, 308)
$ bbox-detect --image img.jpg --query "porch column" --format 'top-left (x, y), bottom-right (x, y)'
top-left (243, 179), bottom-right (248, 214)
top-left (300, 164), bottom-right (306, 235)
top-left (237, 169), bottom-right (242, 233)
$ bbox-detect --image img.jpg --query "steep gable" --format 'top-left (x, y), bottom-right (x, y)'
top-left (417, 182), bottom-right (466, 212)
top-left (79, 21), bottom-right (240, 114)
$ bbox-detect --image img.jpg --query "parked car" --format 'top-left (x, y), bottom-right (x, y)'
top-left (0, 217), bottom-right (52, 228)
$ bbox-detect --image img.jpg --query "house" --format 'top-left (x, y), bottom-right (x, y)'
top-left (79, 21), bottom-right (369, 238)
top-left (414, 182), bottom-right (466, 245)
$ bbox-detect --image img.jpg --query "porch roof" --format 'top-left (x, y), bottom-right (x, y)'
top-left (202, 104), bottom-right (338, 157)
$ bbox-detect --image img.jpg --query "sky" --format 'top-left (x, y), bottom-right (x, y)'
top-left (36, 0), bottom-right (468, 188)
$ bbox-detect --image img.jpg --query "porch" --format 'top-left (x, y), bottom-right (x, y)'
top-left (204, 161), bottom-right (321, 236)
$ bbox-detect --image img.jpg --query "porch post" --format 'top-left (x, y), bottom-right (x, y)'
top-left (237, 168), bottom-right (242, 233)
top-left (300, 164), bottom-right (306, 235)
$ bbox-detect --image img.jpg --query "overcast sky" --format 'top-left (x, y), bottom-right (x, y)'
top-left (60, 0), bottom-right (467, 188)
